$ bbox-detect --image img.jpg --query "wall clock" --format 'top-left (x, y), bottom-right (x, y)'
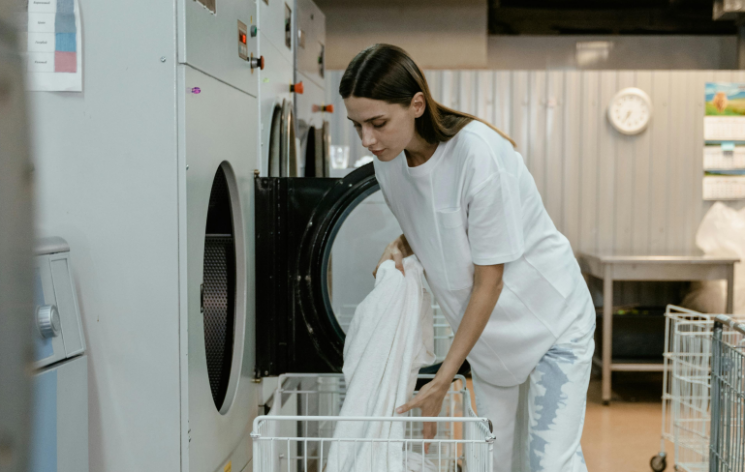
top-left (607, 87), bottom-right (652, 135)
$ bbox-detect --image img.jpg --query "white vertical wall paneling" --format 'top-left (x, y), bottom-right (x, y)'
top-left (667, 72), bottom-right (687, 253)
top-left (424, 70), bottom-right (439, 105)
top-left (441, 70), bottom-right (455, 109)
top-left (512, 71), bottom-right (531, 160)
top-left (614, 71), bottom-right (636, 256)
top-left (530, 72), bottom-right (548, 203)
top-left (691, 71), bottom-right (714, 247)
top-left (325, 69), bottom-right (734, 258)
top-left (681, 72), bottom-right (698, 253)
top-left (459, 71), bottom-right (475, 116)
top-left (476, 71), bottom-right (493, 123)
top-left (597, 71), bottom-right (618, 255)
top-left (562, 71), bottom-right (582, 247)
top-left (650, 72), bottom-right (671, 253)
top-left (494, 71), bottom-right (512, 135)
top-left (545, 70), bottom-right (564, 229)
top-left (632, 71), bottom-right (653, 256)
top-left (579, 72), bottom-right (600, 254)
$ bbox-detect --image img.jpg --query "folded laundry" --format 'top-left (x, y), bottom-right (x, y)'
top-left (325, 256), bottom-right (437, 472)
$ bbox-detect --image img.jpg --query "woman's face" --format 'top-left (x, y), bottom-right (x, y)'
top-left (344, 93), bottom-right (425, 162)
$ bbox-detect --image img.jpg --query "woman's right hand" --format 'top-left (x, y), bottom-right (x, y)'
top-left (373, 235), bottom-right (412, 278)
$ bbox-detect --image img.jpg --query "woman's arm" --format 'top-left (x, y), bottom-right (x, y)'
top-left (396, 263), bottom-right (504, 447)
top-left (373, 234), bottom-right (414, 277)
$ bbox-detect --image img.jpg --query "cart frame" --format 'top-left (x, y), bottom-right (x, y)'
top-left (251, 373), bottom-right (495, 472)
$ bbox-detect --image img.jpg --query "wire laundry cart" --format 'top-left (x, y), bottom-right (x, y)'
top-left (709, 315), bottom-right (745, 472)
top-left (651, 306), bottom-right (745, 472)
top-left (252, 373), bottom-right (495, 472)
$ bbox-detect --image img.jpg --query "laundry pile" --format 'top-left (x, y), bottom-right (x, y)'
top-left (325, 257), bottom-right (437, 472)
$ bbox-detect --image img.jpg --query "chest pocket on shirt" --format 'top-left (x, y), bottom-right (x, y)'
top-left (437, 208), bottom-right (474, 291)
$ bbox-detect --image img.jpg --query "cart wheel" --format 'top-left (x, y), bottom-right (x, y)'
top-left (650, 453), bottom-right (667, 472)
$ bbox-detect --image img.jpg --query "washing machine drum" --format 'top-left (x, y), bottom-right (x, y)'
top-left (254, 164), bottom-right (465, 378)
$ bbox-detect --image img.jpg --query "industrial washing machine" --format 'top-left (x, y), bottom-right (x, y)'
top-left (294, 0), bottom-right (331, 177)
top-left (31, 0), bottom-right (262, 470)
top-left (259, 0), bottom-right (301, 177)
top-left (254, 165), bottom-right (466, 381)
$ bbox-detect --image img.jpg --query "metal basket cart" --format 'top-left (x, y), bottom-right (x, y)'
top-left (709, 315), bottom-right (745, 472)
top-left (650, 306), bottom-right (744, 472)
top-left (251, 373), bottom-right (494, 472)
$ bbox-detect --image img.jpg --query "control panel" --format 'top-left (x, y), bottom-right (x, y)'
top-left (238, 20), bottom-right (248, 61)
top-left (180, 0), bottom-right (259, 97)
top-left (34, 237), bottom-right (85, 369)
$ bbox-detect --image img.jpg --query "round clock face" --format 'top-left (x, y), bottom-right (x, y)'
top-left (608, 87), bottom-right (652, 135)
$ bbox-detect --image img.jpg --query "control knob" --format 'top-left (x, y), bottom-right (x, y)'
top-left (36, 305), bottom-right (61, 338)
top-left (312, 104), bottom-right (334, 113)
top-left (249, 55), bottom-right (265, 70)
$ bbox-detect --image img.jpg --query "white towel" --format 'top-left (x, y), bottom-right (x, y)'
top-left (326, 257), bottom-right (437, 472)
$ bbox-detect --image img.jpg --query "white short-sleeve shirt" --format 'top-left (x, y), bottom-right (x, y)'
top-left (373, 121), bottom-right (593, 387)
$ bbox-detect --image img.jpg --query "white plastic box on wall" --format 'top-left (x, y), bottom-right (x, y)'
top-left (704, 145), bottom-right (745, 170)
top-left (703, 175), bottom-right (745, 200)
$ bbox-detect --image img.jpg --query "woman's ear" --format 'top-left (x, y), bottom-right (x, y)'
top-left (411, 92), bottom-right (426, 118)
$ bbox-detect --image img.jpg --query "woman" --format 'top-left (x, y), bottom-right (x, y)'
top-left (340, 44), bottom-right (596, 472)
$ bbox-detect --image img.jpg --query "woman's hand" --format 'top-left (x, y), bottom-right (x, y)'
top-left (396, 264), bottom-right (503, 452)
top-left (373, 234), bottom-right (413, 278)
top-left (395, 379), bottom-right (449, 452)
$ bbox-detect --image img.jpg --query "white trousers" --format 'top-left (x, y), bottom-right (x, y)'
top-left (471, 313), bottom-right (595, 472)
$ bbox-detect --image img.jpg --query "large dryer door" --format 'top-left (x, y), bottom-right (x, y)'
top-left (268, 104), bottom-right (282, 177)
top-left (301, 124), bottom-right (328, 177)
top-left (255, 165), bottom-right (462, 377)
top-left (184, 66), bottom-right (258, 472)
top-left (281, 99), bottom-right (298, 177)
top-left (267, 99), bottom-right (297, 177)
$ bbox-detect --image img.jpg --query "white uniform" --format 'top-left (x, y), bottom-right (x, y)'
top-left (373, 120), bottom-right (596, 471)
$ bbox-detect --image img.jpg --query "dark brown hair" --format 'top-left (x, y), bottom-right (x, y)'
top-left (339, 44), bottom-right (515, 147)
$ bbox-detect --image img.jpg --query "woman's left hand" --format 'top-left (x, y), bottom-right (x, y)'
top-left (396, 379), bottom-right (450, 452)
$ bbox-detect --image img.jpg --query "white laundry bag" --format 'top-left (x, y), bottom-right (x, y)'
top-left (681, 202), bottom-right (745, 314)
top-left (325, 256), bottom-right (437, 472)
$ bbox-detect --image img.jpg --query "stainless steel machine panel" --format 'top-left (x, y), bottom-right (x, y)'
top-left (259, 0), bottom-right (294, 64)
top-left (294, 0), bottom-right (325, 89)
top-left (179, 0), bottom-right (259, 97)
top-left (181, 64), bottom-right (259, 472)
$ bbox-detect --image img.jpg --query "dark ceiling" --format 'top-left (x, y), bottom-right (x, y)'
top-left (488, 0), bottom-right (739, 35)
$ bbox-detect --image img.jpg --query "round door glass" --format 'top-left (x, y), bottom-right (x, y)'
top-left (325, 188), bottom-right (451, 365)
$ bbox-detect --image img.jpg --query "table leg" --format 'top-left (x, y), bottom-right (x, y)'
top-left (726, 265), bottom-right (735, 314)
top-left (602, 265), bottom-right (613, 405)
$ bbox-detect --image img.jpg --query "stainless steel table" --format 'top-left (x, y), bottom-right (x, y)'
top-left (578, 253), bottom-right (739, 405)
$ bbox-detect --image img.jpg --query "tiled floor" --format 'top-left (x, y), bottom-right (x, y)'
top-left (583, 372), bottom-right (674, 472)
top-left (467, 372), bottom-right (674, 472)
